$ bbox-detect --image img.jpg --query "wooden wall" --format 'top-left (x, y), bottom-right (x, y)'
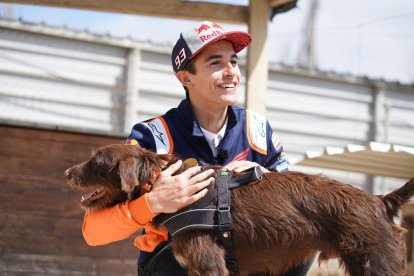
top-left (0, 124), bottom-right (139, 275)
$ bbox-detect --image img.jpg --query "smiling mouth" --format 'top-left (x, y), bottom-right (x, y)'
top-left (80, 186), bottom-right (107, 206)
top-left (220, 83), bottom-right (236, 88)
top-left (219, 83), bottom-right (236, 89)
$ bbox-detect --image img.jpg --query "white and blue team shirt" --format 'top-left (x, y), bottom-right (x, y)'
top-left (126, 98), bottom-right (288, 172)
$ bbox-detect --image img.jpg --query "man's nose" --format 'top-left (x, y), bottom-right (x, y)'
top-left (223, 62), bottom-right (236, 77)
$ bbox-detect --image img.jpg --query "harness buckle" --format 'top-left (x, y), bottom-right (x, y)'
top-left (218, 207), bottom-right (231, 231)
top-left (218, 206), bottom-right (230, 212)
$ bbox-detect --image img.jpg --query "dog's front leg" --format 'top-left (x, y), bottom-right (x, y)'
top-left (173, 231), bottom-right (228, 276)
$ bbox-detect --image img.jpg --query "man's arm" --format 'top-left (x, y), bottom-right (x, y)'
top-left (82, 161), bottom-right (214, 246)
top-left (82, 195), bottom-right (155, 245)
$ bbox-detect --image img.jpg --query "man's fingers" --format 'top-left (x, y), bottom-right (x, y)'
top-left (188, 169), bottom-right (215, 184)
top-left (186, 188), bottom-right (209, 205)
top-left (162, 160), bottom-right (183, 175)
top-left (233, 164), bottom-right (269, 173)
top-left (179, 165), bottom-right (202, 179)
top-left (225, 161), bottom-right (254, 172)
top-left (223, 160), bottom-right (243, 171)
top-left (234, 164), bottom-right (256, 172)
top-left (189, 177), bottom-right (215, 193)
top-left (224, 161), bottom-right (268, 173)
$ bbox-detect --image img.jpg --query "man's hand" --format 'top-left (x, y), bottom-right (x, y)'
top-left (146, 160), bottom-right (215, 214)
top-left (223, 160), bottom-right (269, 173)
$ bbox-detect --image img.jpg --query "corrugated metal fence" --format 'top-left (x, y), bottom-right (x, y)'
top-left (1, 19), bottom-right (413, 192)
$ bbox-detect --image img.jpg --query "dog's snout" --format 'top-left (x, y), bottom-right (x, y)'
top-left (64, 168), bottom-right (71, 178)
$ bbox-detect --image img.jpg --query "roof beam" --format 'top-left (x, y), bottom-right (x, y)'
top-left (1, 0), bottom-right (248, 24)
top-left (269, 0), bottom-right (293, 8)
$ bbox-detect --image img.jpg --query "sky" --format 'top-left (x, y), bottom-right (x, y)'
top-left (2, 0), bottom-right (414, 84)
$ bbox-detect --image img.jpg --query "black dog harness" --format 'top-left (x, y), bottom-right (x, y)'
top-left (159, 166), bottom-right (264, 271)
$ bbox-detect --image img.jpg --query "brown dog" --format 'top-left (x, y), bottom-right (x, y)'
top-left (65, 144), bottom-right (414, 276)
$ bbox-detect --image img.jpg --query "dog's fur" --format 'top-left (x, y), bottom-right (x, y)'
top-left (65, 144), bottom-right (414, 276)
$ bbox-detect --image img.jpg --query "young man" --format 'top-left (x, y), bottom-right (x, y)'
top-left (82, 21), bottom-right (312, 275)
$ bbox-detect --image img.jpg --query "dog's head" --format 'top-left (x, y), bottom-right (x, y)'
top-left (64, 144), bottom-right (174, 212)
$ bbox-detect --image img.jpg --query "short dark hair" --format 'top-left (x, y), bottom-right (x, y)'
top-left (185, 58), bottom-right (197, 74)
top-left (181, 57), bottom-right (197, 96)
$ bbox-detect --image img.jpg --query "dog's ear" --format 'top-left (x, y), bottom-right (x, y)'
top-left (119, 156), bottom-right (139, 192)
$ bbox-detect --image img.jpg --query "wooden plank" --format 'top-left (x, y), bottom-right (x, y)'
top-left (0, 125), bottom-right (123, 146)
top-left (0, 253), bottom-right (137, 275)
top-left (0, 180), bottom-right (90, 216)
top-left (0, 212), bottom-right (82, 236)
top-left (0, 169), bottom-right (69, 189)
top-left (0, 128), bottom-right (122, 169)
top-left (0, 135), bottom-right (110, 165)
top-left (245, 0), bottom-right (269, 115)
top-left (0, 231), bottom-right (138, 258)
top-left (0, 173), bottom-right (90, 216)
top-left (0, 0), bottom-right (248, 24)
top-left (270, 0), bottom-right (294, 8)
top-left (0, 193), bottom-right (81, 217)
top-left (0, 173), bottom-right (77, 192)
top-left (0, 174), bottom-right (64, 190)
top-left (0, 155), bottom-right (79, 178)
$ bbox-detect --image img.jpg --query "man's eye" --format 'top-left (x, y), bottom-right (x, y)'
top-left (230, 60), bottom-right (238, 65)
top-left (210, 61), bottom-right (220, 66)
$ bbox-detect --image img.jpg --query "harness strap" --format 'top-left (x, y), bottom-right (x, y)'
top-left (215, 170), bottom-right (236, 271)
top-left (161, 209), bottom-right (217, 236)
top-left (159, 166), bottom-right (264, 272)
top-left (191, 166), bottom-right (263, 210)
top-left (216, 171), bottom-right (232, 230)
top-left (228, 166), bottom-right (263, 189)
top-left (191, 188), bottom-right (218, 210)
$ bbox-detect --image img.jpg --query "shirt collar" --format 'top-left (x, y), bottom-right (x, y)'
top-left (176, 98), bottom-right (238, 137)
top-left (200, 117), bottom-right (228, 148)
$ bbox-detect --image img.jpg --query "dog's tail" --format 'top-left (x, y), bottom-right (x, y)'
top-left (380, 177), bottom-right (414, 220)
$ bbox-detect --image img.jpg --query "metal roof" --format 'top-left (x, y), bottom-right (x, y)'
top-left (293, 142), bottom-right (414, 180)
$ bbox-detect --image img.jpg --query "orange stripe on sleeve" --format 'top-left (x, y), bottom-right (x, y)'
top-left (158, 116), bottom-right (174, 154)
top-left (246, 110), bottom-right (267, 155)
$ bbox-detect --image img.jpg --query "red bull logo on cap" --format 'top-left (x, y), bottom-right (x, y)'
top-left (199, 29), bottom-right (224, 42)
top-left (212, 23), bottom-right (222, 29)
top-left (194, 22), bottom-right (224, 43)
top-left (195, 23), bottom-right (211, 34)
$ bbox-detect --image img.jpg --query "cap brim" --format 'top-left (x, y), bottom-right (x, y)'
top-left (189, 31), bottom-right (252, 61)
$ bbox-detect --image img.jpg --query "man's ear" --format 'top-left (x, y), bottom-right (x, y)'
top-left (176, 71), bottom-right (192, 88)
top-left (119, 156), bottom-right (139, 192)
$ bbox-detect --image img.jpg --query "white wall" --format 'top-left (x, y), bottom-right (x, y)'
top-left (0, 23), bottom-right (128, 133)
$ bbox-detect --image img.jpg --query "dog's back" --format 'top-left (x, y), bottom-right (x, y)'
top-left (171, 172), bottom-right (414, 275)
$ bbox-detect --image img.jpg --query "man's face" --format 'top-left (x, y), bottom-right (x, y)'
top-left (186, 40), bottom-right (241, 108)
